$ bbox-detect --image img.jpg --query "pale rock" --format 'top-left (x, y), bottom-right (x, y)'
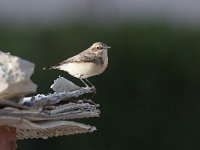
top-left (50, 76), bottom-right (80, 92)
top-left (0, 51), bottom-right (37, 99)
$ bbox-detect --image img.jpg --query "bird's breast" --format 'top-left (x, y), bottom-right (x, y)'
top-left (59, 61), bottom-right (107, 78)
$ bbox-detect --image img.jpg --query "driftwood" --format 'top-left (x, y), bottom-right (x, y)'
top-left (22, 87), bottom-right (96, 108)
top-left (0, 51), bottom-right (100, 145)
top-left (0, 79), bottom-right (100, 140)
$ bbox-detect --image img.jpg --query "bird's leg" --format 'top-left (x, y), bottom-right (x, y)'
top-left (84, 79), bottom-right (96, 93)
top-left (85, 78), bottom-right (95, 87)
top-left (79, 78), bottom-right (90, 87)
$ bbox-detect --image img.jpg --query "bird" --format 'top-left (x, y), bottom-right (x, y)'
top-left (43, 42), bottom-right (110, 87)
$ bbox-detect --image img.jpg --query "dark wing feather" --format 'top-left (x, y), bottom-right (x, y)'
top-left (59, 52), bottom-right (104, 65)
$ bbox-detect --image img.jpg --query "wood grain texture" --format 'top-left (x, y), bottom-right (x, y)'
top-left (0, 126), bottom-right (16, 150)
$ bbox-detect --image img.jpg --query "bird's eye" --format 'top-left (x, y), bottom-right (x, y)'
top-left (96, 46), bottom-right (102, 50)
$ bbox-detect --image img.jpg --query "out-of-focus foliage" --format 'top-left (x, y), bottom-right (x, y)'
top-left (1, 22), bottom-right (200, 150)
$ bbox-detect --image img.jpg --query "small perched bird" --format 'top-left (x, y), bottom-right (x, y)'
top-left (43, 42), bottom-right (110, 87)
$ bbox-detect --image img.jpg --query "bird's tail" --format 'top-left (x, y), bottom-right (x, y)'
top-left (43, 66), bottom-right (58, 70)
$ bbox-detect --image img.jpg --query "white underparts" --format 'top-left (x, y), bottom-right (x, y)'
top-left (59, 61), bottom-right (107, 79)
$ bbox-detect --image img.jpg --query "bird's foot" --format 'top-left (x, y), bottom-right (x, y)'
top-left (90, 86), bottom-right (96, 93)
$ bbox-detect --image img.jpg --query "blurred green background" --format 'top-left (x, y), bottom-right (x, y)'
top-left (1, 1), bottom-right (200, 149)
top-left (1, 22), bottom-right (199, 150)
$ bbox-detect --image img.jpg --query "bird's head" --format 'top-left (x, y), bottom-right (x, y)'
top-left (90, 42), bottom-right (111, 54)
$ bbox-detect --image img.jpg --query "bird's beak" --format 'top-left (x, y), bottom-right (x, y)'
top-left (106, 46), bottom-right (111, 49)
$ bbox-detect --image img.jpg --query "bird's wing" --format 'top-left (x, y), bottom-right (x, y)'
top-left (59, 53), bottom-right (104, 65)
